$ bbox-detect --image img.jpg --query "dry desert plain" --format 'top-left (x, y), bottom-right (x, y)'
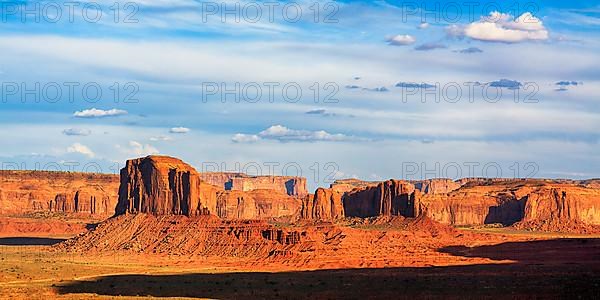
top-left (1, 155), bottom-right (600, 299)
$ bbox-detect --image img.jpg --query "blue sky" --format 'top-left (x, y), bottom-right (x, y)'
top-left (0, 0), bottom-right (599, 189)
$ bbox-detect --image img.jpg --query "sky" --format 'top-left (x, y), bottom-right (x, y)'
top-left (0, 0), bottom-right (599, 190)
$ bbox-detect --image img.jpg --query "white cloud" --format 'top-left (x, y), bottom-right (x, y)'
top-left (62, 128), bottom-right (91, 136)
top-left (417, 22), bottom-right (429, 29)
top-left (233, 125), bottom-right (357, 143)
top-left (463, 11), bottom-right (549, 43)
top-left (66, 143), bottom-right (95, 158)
top-left (231, 133), bottom-right (259, 143)
top-left (117, 141), bottom-right (159, 157)
top-left (169, 127), bottom-right (190, 134)
top-left (445, 24), bottom-right (465, 39)
top-left (73, 108), bottom-right (128, 118)
top-left (505, 12), bottom-right (546, 31)
top-left (386, 34), bottom-right (416, 46)
top-left (149, 135), bottom-right (173, 141)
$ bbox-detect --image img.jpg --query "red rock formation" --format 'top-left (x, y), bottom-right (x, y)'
top-left (331, 178), bottom-right (460, 195)
top-left (329, 179), bottom-right (378, 194)
top-left (0, 170), bottom-right (119, 216)
top-left (215, 189), bottom-right (301, 220)
top-left (200, 172), bottom-right (308, 197)
top-left (343, 180), bottom-right (420, 218)
top-left (419, 181), bottom-right (600, 226)
top-left (521, 186), bottom-right (600, 225)
top-left (301, 188), bottom-right (344, 220)
top-left (315, 178), bottom-right (600, 229)
top-left (58, 214), bottom-right (306, 256)
top-left (261, 228), bottom-right (303, 245)
top-left (197, 172), bottom-right (244, 190)
top-left (419, 189), bottom-right (519, 225)
top-left (116, 156), bottom-right (213, 216)
top-left (413, 179), bottom-right (461, 194)
top-left (116, 156), bottom-right (302, 219)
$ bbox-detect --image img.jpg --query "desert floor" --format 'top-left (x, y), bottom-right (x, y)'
top-left (1, 222), bottom-right (600, 300)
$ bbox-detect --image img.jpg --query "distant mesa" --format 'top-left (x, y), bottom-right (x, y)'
top-left (0, 170), bottom-right (119, 217)
top-left (304, 177), bottom-right (600, 232)
top-left (199, 172), bottom-right (307, 198)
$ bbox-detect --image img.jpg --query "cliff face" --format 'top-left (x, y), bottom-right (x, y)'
top-left (343, 180), bottom-right (420, 218)
top-left (116, 156), bottom-right (301, 219)
top-left (50, 191), bottom-right (114, 215)
top-left (200, 172), bottom-right (308, 197)
top-left (419, 181), bottom-right (600, 226)
top-left (330, 178), bottom-right (460, 195)
top-left (329, 179), bottom-right (379, 194)
top-left (413, 179), bottom-right (461, 194)
top-left (197, 172), bottom-right (244, 190)
top-left (301, 188), bottom-right (344, 220)
top-left (0, 171), bottom-right (119, 216)
top-left (419, 190), bottom-right (523, 226)
top-left (116, 156), bottom-right (213, 216)
top-left (216, 189), bottom-right (301, 220)
top-left (521, 187), bottom-right (600, 225)
top-left (304, 178), bottom-right (600, 228)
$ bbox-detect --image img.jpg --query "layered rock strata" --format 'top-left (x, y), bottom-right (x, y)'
top-left (0, 170), bottom-right (119, 216)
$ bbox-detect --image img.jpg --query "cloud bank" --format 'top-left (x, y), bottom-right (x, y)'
top-left (73, 108), bottom-right (128, 118)
top-left (463, 12), bottom-right (549, 43)
top-left (232, 125), bottom-right (358, 143)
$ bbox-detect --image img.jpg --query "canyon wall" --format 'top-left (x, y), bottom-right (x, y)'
top-left (0, 170), bottom-right (119, 216)
top-left (200, 172), bottom-right (308, 197)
